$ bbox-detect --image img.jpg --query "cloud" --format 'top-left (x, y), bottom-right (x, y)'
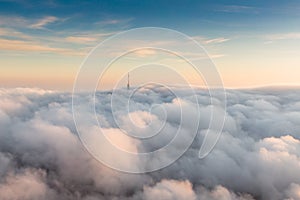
top-left (215, 5), bottom-right (258, 13)
top-left (0, 28), bottom-right (32, 40)
top-left (193, 36), bottom-right (230, 45)
top-left (133, 49), bottom-right (157, 57)
top-left (143, 179), bottom-right (196, 200)
top-left (196, 185), bottom-right (254, 200)
top-left (0, 15), bottom-right (115, 56)
top-left (0, 86), bottom-right (300, 199)
top-left (0, 38), bottom-right (61, 52)
top-left (0, 15), bottom-right (59, 30)
top-left (65, 36), bottom-right (98, 43)
top-left (285, 183), bottom-right (300, 200)
top-left (65, 33), bottom-right (114, 44)
top-left (0, 169), bottom-right (56, 200)
top-left (0, 15), bottom-right (28, 28)
top-left (204, 37), bottom-right (230, 44)
top-left (0, 38), bottom-right (86, 56)
top-left (266, 32), bottom-right (300, 41)
top-left (208, 53), bottom-right (226, 59)
top-left (95, 18), bottom-right (133, 26)
top-left (30, 16), bottom-right (59, 29)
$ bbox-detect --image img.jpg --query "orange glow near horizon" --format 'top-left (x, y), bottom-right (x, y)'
top-left (1, 38), bottom-right (300, 91)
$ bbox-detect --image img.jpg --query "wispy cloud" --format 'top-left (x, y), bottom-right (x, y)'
top-left (264, 32), bottom-right (300, 44)
top-left (66, 36), bottom-right (98, 43)
top-left (30, 16), bottom-right (59, 29)
top-left (65, 32), bottom-right (114, 44)
top-left (95, 18), bottom-right (133, 26)
top-left (0, 38), bottom-right (86, 56)
top-left (208, 53), bottom-right (226, 58)
top-left (101, 19), bottom-right (123, 25)
top-left (192, 36), bottom-right (230, 44)
top-left (0, 15), bottom-right (28, 27)
top-left (133, 49), bottom-right (157, 57)
top-left (266, 32), bottom-right (300, 40)
top-left (0, 15), bottom-right (117, 55)
top-left (215, 5), bottom-right (258, 13)
top-left (158, 50), bottom-right (226, 64)
top-left (263, 40), bottom-right (274, 45)
top-left (204, 37), bottom-right (230, 44)
top-left (0, 15), bottom-right (60, 30)
top-left (0, 28), bottom-right (32, 40)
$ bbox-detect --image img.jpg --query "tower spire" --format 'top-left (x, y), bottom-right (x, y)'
top-left (127, 72), bottom-right (130, 90)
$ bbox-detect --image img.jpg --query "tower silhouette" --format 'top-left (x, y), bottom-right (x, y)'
top-left (127, 73), bottom-right (130, 90)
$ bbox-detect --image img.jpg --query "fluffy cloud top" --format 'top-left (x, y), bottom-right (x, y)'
top-left (0, 87), bottom-right (299, 200)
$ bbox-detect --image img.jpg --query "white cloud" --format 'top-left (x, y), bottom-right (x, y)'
top-left (196, 185), bottom-right (254, 200)
top-left (205, 37), bottom-right (230, 44)
top-left (0, 169), bottom-right (56, 200)
top-left (285, 183), bottom-right (300, 200)
top-left (193, 36), bottom-right (230, 44)
top-left (267, 33), bottom-right (300, 40)
top-left (0, 86), bottom-right (299, 199)
top-left (143, 179), bottom-right (196, 200)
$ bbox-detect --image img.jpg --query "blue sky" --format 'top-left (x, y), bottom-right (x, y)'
top-left (2, 0), bottom-right (299, 35)
top-left (1, 0), bottom-right (300, 90)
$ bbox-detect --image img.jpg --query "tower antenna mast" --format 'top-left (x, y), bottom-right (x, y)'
top-left (127, 73), bottom-right (130, 90)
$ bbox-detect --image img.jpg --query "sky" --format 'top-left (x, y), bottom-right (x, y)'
top-left (1, 0), bottom-right (300, 90)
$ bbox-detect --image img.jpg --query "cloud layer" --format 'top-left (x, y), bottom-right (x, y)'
top-left (0, 87), bottom-right (300, 200)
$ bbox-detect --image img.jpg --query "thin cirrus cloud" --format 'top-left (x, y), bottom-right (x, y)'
top-left (264, 32), bottom-right (300, 45)
top-left (0, 15), bottom-right (128, 56)
top-left (0, 14), bottom-right (228, 58)
top-left (0, 15), bottom-right (28, 28)
top-left (0, 38), bottom-right (87, 56)
top-left (65, 36), bottom-right (98, 43)
top-left (266, 32), bottom-right (300, 40)
top-left (204, 37), bottom-right (231, 44)
top-left (133, 49), bottom-right (157, 57)
top-left (95, 17), bottom-right (134, 26)
top-left (192, 36), bottom-right (230, 45)
top-left (0, 15), bottom-right (59, 30)
top-left (215, 5), bottom-right (258, 13)
top-left (0, 27), bottom-right (32, 39)
top-left (65, 32), bottom-right (115, 44)
top-left (29, 16), bottom-right (59, 29)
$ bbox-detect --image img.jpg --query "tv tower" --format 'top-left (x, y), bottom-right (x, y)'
top-left (127, 73), bottom-right (130, 90)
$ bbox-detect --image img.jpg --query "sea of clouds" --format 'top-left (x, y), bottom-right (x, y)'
top-left (0, 86), bottom-right (300, 200)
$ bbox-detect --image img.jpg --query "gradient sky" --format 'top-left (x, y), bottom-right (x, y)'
top-left (1, 0), bottom-right (300, 90)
